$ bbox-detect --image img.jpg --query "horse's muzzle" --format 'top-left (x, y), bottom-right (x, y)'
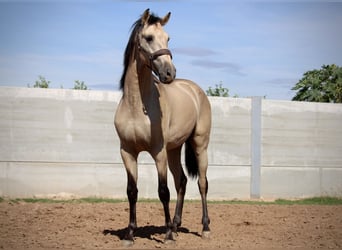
top-left (144, 48), bottom-right (176, 83)
top-left (158, 65), bottom-right (176, 83)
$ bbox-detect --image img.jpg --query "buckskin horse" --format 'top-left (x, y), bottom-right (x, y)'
top-left (114, 9), bottom-right (211, 245)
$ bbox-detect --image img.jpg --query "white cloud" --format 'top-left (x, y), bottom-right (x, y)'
top-left (172, 47), bottom-right (217, 57)
top-left (191, 59), bottom-right (246, 76)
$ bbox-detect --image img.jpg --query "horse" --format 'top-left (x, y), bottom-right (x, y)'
top-left (114, 9), bottom-right (211, 245)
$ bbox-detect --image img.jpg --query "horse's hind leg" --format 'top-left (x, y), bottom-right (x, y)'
top-left (197, 148), bottom-right (210, 238)
top-left (191, 136), bottom-right (211, 238)
top-left (167, 147), bottom-right (187, 234)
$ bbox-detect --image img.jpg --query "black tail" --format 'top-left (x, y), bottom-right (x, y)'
top-left (185, 139), bottom-right (198, 179)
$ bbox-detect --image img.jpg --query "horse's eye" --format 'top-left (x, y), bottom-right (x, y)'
top-left (145, 35), bottom-right (153, 43)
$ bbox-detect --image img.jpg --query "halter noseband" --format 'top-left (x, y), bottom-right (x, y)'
top-left (148, 48), bottom-right (173, 61)
top-left (137, 43), bottom-right (173, 71)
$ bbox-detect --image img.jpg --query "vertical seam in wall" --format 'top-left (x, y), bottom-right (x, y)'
top-left (250, 96), bottom-right (262, 199)
top-left (319, 167), bottom-right (322, 196)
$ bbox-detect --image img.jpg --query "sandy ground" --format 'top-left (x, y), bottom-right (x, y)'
top-left (0, 201), bottom-right (341, 249)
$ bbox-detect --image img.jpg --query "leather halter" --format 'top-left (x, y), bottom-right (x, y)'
top-left (137, 43), bottom-right (173, 72)
top-left (148, 48), bottom-right (173, 61)
top-left (137, 44), bottom-right (172, 114)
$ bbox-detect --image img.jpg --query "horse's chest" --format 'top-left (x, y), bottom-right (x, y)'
top-left (128, 119), bottom-right (151, 141)
top-left (115, 112), bottom-right (152, 147)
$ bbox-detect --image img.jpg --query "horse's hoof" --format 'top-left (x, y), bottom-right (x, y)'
top-left (164, 230), bottom-right (175, 244)
top-left (122, 239), bottom-right (134, 247)
top-left (202, 230), bottom-right (210, 239)
top-left (172, 231), bottom-right (178, 239)
top-left (164, 239), bottom-right (176, 245)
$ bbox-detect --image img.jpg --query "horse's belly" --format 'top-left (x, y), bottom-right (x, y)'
top-left (166, 113), bottom-right (197, 149)
top-left (166, 133), bottom-right (188, 150)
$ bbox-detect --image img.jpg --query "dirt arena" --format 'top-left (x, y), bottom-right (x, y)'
top-left (0, 201), bottom-right (341, 249)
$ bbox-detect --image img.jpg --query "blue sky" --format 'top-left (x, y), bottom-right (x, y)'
top-left (0, 1), bottom-right (341, 100)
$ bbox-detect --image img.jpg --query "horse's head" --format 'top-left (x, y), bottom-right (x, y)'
top-left (137, 9), bottom-right (176, 84)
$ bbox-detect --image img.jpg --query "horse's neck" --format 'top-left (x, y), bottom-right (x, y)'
top-left (123, 59), bottom-right (154, 113)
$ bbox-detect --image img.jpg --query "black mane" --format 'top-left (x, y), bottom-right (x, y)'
top-left (119, 12), bottom-right (162, 90)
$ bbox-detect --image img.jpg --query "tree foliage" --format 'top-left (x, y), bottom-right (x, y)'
top-left (292, 64), bottom-right (342, 103)
top-left (73, 80), bottom-right (88, 90)
top-left (206, 83), bottom-right (229, 97)
top-left (28, 76), bottom-right (89, 90)
top-left (30, 75), bottom-right (50, 88)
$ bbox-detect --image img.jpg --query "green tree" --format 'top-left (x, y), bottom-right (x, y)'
top-left (206, 83), bottom-right (229, 97)
top-left (73, 80), bottom-right (88, 90)
top-left (29, 75), bottom-right (50, 88)
top-left (292, 64), bottom-right (342, 103)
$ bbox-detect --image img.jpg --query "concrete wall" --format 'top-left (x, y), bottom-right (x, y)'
top-left (0, 87), bottom-right (341, 199)
top-left (261, 100), bottom-right (342, 198)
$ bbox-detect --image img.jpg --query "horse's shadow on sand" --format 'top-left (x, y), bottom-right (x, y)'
top-left (103, 226), bottom-right (200, 243)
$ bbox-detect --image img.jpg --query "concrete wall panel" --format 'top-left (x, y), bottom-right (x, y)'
top-left (262, 100), bottom-right (342, 168)
top-left (321, 168), bottom-right (342, 196)
top-left (1, 87), bottom-right (341, 199)
top-left (261, 167), bottom-right (321, 199)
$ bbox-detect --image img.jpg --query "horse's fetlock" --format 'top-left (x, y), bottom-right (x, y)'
top-left (128, 222), bottom-right (137, 230)
top-left (173, 215), bottom-right (182, 227)
top-left (202, 216), bottom-right (210, 226)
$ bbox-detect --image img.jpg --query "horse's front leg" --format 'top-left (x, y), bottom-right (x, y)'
top-left (154, 151), bottom-right (174, 243)
top-left (120, 147), bottom-right (138, 246)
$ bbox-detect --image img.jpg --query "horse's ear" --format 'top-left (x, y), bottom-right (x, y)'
top-left (160, 12), bottom-right (171, 26)
top-left (141, 9), bottom-right (150, 25)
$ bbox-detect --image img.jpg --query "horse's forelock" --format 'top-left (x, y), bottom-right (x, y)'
top-left (146, 13), bottom-right (162, 25)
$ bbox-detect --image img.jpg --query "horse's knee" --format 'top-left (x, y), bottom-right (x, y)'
top-left (181, 174), bottom-right (187, 186)
top-left (158, 182), bottom-right (170, 202)
top-left (178, 174), bottom-right (187, 194)
top-left (127, 183), bottom-right (138, 202)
